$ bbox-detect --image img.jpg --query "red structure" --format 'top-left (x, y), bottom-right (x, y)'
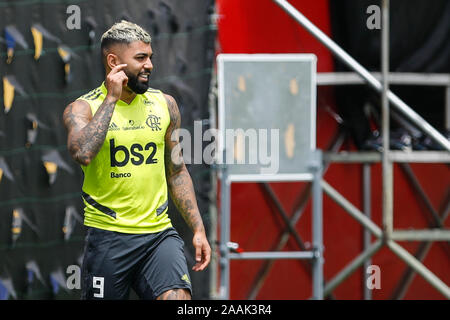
top-left (216, 0), bottom-right (449, 299)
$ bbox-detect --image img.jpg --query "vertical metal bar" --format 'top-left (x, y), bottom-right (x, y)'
top-left (446, 85), bottom-right (450, 131)
top-left (208, 54), bottom-right (219, 299)
top-left (312, 151), bottom-right (324, 300)
top-left (209, 171), bottom-right (219, 298)
top-left (381, 0), bottom-right (393, 238)
top-left (271, 0), bottom-right (450, 151)
top-left (362, 164), bottom-right (372, 300)
top-left (219, 155), bottom-right (231, 299)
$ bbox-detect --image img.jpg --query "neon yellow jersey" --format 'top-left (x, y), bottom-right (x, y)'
top-left (76, 82), bottom-right (172, 234)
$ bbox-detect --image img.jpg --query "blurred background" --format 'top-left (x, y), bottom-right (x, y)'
top-left (0, 0), bottom-right (448, 300)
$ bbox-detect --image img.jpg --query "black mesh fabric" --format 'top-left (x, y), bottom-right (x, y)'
top-left (0, 0), bottom-right (215, 299)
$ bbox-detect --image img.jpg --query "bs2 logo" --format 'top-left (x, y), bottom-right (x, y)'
top-left (110, 139), bottom-right (157, 167)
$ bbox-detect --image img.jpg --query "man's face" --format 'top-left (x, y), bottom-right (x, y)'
top-left (113, 41), bottom-right (154, 94)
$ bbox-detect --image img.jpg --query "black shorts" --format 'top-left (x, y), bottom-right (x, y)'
top-left (80, 226), bottom-right (192, 299)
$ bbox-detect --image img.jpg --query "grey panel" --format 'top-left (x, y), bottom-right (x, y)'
top-left (218, 54), bottom-right (317, 179)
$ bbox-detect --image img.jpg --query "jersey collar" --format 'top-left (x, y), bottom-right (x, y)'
top-left (100, 82), bottom-right (140, 106)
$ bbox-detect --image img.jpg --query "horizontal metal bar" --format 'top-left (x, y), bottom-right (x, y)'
top-left (228, 173), bottom-right (314, 183)
top-left (317, 72), bottom-right (450, 86)
top-left (323, 152), bottom-right (381, 163)
top-left (229, 251), bottom-right (315, 260)
top-left (391, 229), bottom-right (450, 241)
top-left (323, 151), bottom-right (450, 164)
top-left (389, 151), bottom-right (450, 163)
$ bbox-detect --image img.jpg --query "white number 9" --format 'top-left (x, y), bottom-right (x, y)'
top-left (93, 276), bottom-right (104, 298)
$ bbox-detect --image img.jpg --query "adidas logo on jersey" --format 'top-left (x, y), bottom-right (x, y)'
top-left (108, 122), bottom-right (120, 131)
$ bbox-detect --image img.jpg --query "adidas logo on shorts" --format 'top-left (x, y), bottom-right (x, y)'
top-left (181, 274), bottom-right (191, 284)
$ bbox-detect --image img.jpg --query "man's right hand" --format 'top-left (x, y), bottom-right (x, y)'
top-left (105, 64), bottom-right (128, 101)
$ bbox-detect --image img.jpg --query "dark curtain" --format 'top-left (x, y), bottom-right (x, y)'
top-left (329, 0), bottom-right (450, 149)
top-left (0, 0), bottom-right (215, 299)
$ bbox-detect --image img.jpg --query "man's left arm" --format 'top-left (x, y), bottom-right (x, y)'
top-left (164, 94), bottom-right (211, 272)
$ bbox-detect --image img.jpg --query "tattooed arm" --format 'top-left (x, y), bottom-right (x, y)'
top-left (63, 64), bottom-right (128, 166)
top-left (164, 94), bottom-right (211, 272)
top-left (63, 98), bottom-right (115, 166)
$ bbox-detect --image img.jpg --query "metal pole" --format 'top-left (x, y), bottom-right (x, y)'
top-left (381, 0), bottom-right (393, 239)
top-left (208, 56), bottom-right (219, 299)
top-left (391, 229), bottom-right (450, 241)
top-left (219, 156), bottom-right (231, 299)
top-left (230, 252), bottom-right (314, 260)
top-left (362, 164), bottom-right (372, 300)
top-left (446, 85), bottom-right (450, 131)
top-left (272, 0), bottom-right (450, 151)
top-left (311, 151), bottom-right (324, 300)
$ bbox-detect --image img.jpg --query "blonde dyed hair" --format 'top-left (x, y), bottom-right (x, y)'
top-left (101, 20), bottom-right (151, 47)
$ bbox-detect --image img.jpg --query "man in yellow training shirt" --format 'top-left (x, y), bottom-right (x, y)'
top-left (62, 20), bottom-right (211, 300)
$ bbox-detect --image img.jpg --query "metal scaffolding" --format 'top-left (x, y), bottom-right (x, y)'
top-left (215, 54), bottom-right (324, 300)
top-left (211, 0), bottom-right (449, 300)
top-left (271, 0), bottom-right (450, 299)
top-left (273, 0), bottom-right (450, 152)
top-left (218, 152), bottom-right (324, 300)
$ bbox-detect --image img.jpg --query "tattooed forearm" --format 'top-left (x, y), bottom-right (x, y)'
top-left (63, 98), bottom-right (116, 166)
top-left (167, 169), bottom-right (205, 233)
top-left (164, 93), bottom-right (205, 234)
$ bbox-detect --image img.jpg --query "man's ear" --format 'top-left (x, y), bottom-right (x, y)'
top-left (106, 53), bottom-right (120, 70)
